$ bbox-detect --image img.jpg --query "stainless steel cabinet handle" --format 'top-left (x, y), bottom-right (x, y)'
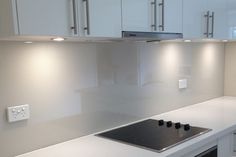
top-left (83, 0), bottom-right (90, 35)
top-left (151, 0), bottom-right (157, 31)
top-left (204, 11), bottom-right (210, 38)
top-left (209, 12), bottom-right (214, 38)
top-left (71, 0), bottom-right (78, 35)
top-left (159, 0), bottom-right (165, 31)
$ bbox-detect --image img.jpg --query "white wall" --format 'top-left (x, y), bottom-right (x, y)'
top-left (0, 41), bottom-right (225, 157)
top-left (224, 43), bottom-right (236, 95)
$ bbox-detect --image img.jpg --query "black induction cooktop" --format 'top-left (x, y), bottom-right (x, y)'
top-left (96, 119), bottom-right (211, 153)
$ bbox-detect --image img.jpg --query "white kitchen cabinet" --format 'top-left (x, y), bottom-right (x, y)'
top-left (79, 0), bottom-right (122, 37)
top-left (0, 0), bottom-right (20, 37)
top-left (0, 0), bottom-right (75, 37)
top-left (217, 133), bottom-right (233, 157)
top-left (181, 134), bottom-right (233, 157)
top-left (159, 0), bottom-right (182, 33)
top-left (16, 0), bottom-right (74, 36)
top-left (183, 0), bottom-right (232, 40)
top-left (122, 0), bottom-right (182, 33)
top-left (180, 141), bottom-right (217, 157)
top-left (183, 0), bottom-right (208, 39)
top-left (206, 0), bottom-right (228, 39)
top-left (225, 0), bottom-right (236, 39)
top-left (122, 0), bottom-right (152, 32)
top-left (233, 132), bottom-right (236, 156)
top-left (0, 0), bottom-right (122, 38)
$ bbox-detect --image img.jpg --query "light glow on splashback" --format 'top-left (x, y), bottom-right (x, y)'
top-left (28, 47), bottom-right (60, 82)
top-left (200, 43), bottom-right (218, 79)
top-left (203, 44), bottom-right (216, 65)
top-left (162, 44), bottom-right (180, 69)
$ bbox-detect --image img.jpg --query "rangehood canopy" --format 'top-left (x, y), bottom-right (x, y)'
top-left (122, 31), bottom-right (183, 42)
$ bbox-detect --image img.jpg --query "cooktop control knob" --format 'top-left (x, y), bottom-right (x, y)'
top-left (158, 120), bottom-right (164, 126)
top-left (184, 124), bottom-right (191, 131)
top-left (175, 122), bottom-right (181, 129)
top-left (166, 121), bottom-right (172, 127)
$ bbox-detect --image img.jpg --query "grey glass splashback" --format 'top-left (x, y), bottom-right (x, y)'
top-left (0, 41), bottom-right (224, 157)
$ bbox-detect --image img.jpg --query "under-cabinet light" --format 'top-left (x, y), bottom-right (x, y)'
top-left (24, 41), bottom-right (33, 44)
top-left (184, 40), bottom-right (191, 42)
top-left (52, 37), bottom-right (65, 42)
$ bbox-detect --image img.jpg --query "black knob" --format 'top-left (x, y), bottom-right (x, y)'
top-left (175, 122), bottom-right (181, 129)
top-left (184, 124), bottom-right (191, 131)
top-left (166, 121), bottom-right (172, 127)
top-left (158, 120), bottom-right (164, 126)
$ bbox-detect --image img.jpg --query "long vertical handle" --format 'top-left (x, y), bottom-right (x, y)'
top-left (151, 0), bottom-right (157, 31)
top-left (209, 12), bottom-right (214, 38)
top-left (71, 0), bottom-right (78, 35)
top-left (159, 0), bottom-right (165, 31)
top-left (204, 11), bottom-right (210, 38)
top-left (83, 0), bottom-right (90, 35)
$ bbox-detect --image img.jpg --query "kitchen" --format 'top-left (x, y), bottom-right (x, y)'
top-left (0, 0), bottom-right (236, 157)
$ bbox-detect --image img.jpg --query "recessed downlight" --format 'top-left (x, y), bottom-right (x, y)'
top-left (52, 37), bottom-right (65, 42)
top-left (24, 41), bottom-right (33, 44)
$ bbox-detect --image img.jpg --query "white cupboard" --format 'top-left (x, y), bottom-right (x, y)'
top-left (183, 0), bottom-right (233, 40)
top-left (181, 134), bottom-right (233, 157)
top-left (206, 0), bottom-right (228, 39)
top-left (122, 0), bottom-right (152, 32)
top-left (79, 0), bottom-right (122, 37)
top-left (217, 134), bottom-right (233, 157)
top-left (1, 0), bottom-right (236, 40)
top-left (233, 132), bottom-right (236, 156)
top-left (15, 0), bottom-right (73, 36)
top-left (226, 0), bottom-right (236, 39)
top-left (0, 0), bottom-right (76, 37)
top-left (183, 0), bottom-right (208, 39)
top-left (0, 0), bottom-right (122, 38)
top-left (122, 0), bottom-right (182, 33)
top-left (160, 0), bottom-right (182, 33)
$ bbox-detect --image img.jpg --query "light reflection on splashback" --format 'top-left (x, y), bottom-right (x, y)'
top-left (0, 41), bottom-right (224, 157)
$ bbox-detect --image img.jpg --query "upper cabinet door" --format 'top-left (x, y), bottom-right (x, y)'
top-left (122, 0), bottom-right (152, 32)
top-left (122, 0), bottom-right (182, 33)
top-left (207, 0), bottom-right (228, 39)
top-left (224, 0), bottom-right (236, 39)
top-left (156, 0), bottom-right (183, 33)
top-left (183, 0), bottom-right (208, 39)
top-left (183, 0), bottom-right (230, 40)
top-left (80, 0), bottom-right (122, 37)
top-left (16, 0), bottom-right (74, 36)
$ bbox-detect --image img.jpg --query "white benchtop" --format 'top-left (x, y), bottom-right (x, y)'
top-left (17, 97), bottom-right (236, 157)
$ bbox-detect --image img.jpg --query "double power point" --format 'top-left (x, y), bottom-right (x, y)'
top-left (7, 104), bottom-right (30, 122)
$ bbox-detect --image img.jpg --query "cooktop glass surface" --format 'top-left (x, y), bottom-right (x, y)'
top-left (97, 119), bottom-right (211, 153)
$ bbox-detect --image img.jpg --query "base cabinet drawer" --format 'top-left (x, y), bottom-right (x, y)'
top-left (182, 133), bottom-right (233, 157)
top-left (195, 146), bottom-right (217, 157)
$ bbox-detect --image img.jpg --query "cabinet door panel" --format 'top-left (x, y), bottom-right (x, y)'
top-left (218, 134), bottom-right (233, 157)
top-left (160, 0), bottom-right (183, 33)
top-left (122, 0), bottom-right (152, 32)
top-left (207, 0), bottom-right (228, 39)
top-left (16, 0), bottom-right (72, 36)
top-left (225, 0), bottom-right (236, 39)
top-left (86, 0), bottom-right (122, 37)
top-left (183, 0), bottom-right (208, 39)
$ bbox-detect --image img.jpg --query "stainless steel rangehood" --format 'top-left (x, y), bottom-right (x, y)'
top-left (122, 31), bottom-right (183, 42)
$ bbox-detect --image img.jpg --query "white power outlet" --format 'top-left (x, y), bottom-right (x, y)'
top-left (179, 79), bottom-right (188, 89)
top-left (7, 104), bottom-right (30, 122)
